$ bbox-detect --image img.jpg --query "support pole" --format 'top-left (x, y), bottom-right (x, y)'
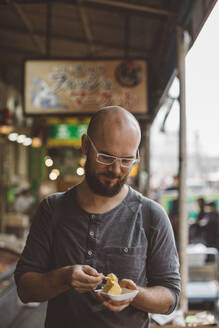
top-left (138, 122), bottom-right (151, 197)
top-left (0, 139), bottom-right (7, 232)
top-left (177, 26), bottom-right (189, 312)
top-left (145, 122), bottom-right (151, 197)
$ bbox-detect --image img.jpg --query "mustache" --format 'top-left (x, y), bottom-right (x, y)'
top-left (100, 173), bottom-right (121, 179)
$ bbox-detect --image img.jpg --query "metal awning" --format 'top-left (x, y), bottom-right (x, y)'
top-left (0, 0), bottom-right (217, 120)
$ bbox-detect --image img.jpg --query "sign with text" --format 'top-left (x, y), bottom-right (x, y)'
top-left (24, 59), bottom-right (148, 115)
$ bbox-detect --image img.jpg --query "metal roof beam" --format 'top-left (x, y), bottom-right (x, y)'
top-left (46, 1), bottom-right (52, 57)
top-left (124, 14), bottom-right (130, 58)
top-left (9, 0), bottom-right (45, 55)
top-left (0, 45), bottom-right (41, 56)
top-left (84, 0), bottom-right (176, 17)
top-left (77, 0), bottom-right (95, 56)
top-left (0, 45), bottom-right (147, 59)
top-left (0, 26), bottom-right (149, 54)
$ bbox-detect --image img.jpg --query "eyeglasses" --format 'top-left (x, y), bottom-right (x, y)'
top-left (87, 135), bottom-right (140, 168)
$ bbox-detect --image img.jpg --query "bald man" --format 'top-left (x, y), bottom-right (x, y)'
top-left (15, 106), bottom-right (180, 328)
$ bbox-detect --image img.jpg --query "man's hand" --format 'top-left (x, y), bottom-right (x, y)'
top-left (95, 279), bottom-right (137, 312)
top-left (66, 265), bottom-right (104, 293)
top-left (16, 265), bottom-right (104, 303)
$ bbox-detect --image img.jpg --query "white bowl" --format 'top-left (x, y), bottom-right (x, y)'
top-left (95, 288), bottom-right (139, 301)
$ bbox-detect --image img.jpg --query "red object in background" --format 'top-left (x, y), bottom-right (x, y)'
top-left (0, 108), bottom-right (12, 124)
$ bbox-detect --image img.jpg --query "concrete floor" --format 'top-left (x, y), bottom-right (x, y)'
top-left (8, 302), bottom-right (47, 328)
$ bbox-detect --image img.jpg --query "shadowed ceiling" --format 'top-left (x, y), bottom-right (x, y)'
top-left (0, 0), bottom-right (216, 120)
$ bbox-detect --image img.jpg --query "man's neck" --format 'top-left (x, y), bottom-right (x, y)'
top-left (76, 180), bottom-right (129, 214)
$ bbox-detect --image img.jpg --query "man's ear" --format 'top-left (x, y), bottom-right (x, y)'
top-left (81, 134), bottom-right (88, 155)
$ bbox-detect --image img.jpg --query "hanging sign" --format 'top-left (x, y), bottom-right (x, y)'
top-left (24, 59), bottom-right (148, 115)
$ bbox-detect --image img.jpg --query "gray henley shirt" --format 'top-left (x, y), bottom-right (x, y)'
top-left (14, 185), bottom-right (180, 328)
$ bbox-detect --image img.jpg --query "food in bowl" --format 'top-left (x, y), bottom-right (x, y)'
top-left (101, 273), bottom-right (121, 295)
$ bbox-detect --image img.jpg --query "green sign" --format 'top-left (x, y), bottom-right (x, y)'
top-left (47, 123), bottom-right (88, 148)
top-left (48, 124), bottom-right (88, 139)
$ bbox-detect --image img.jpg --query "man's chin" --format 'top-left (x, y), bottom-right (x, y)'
top-left (85, 167), bottom-right (127, 197)
top-left (87, 179), bottom-right (123, 197)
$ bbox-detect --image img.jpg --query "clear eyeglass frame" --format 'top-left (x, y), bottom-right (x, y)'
top-left (87, 135), bottom-right (140, 168)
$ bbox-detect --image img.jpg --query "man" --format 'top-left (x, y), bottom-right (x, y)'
top-left (197, 201), bottom-right (219, 249)
top-left (15, 106), bottom-right (180, 328)
top-left (189, 198), bottom-right (206, 243)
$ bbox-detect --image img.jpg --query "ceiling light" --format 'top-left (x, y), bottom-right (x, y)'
top-left (76, 167), bottom-right (84, 176)
top-left (8, 132), bottom-right (18, 141)
top-left (23, 137), bottom-right (32, 146)
top-left (32, 137), bottom-right (42, 148)
top-left (0, 125), bottom-right (13, 134)
top-left (49, 171), bottom-right (58, 180)
top-left (51, 169), bottom-right (60, 177)
top-left (17, 134), bottom-right (26, 143)
top-left (45, 158), bottom-right (53, 167)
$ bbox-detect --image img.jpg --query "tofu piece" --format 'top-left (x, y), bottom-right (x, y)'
top-left (102, 273), bottom-right (121, 295)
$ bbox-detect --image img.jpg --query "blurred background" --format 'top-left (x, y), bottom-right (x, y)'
top-left (0, 1), bottom-right (218, 327)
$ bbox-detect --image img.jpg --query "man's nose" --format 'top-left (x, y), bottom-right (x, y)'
top-left (108, 159), bottom-right (122, 175)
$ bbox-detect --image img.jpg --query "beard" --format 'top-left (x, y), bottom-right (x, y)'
top-left (85, 155), bottom-right (128, 197)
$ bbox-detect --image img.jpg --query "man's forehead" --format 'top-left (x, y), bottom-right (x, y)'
top-left (97, 115), bottom-right (140, 138)
top-left (90, 107), bottom-right (140, 131)
top-left (93, 130), bottom-right (140, 158)
top-left (97, 125), bottom-right (139, 142)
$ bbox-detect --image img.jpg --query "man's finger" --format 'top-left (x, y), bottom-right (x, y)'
top-left (74, 270), bottom-right (103, 284)
top-left (83, 265), bottom-right (100, 277)
top-left (102, 299), bottom-right (133, 312)
top-left (119, 279), bottom-right (137, 290)
top-left (95, 291), bottom-right (134, 312)
top-left (72, 279), bottom-right (102, 288)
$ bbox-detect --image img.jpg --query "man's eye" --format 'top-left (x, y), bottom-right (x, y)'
top-left (122, 159), bottom-right (133, 164)
top-left (99, 155), bottom-right (113, 162)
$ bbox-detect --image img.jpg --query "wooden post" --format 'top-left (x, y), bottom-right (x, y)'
top-left (177, 26), bottom-right (189, 312)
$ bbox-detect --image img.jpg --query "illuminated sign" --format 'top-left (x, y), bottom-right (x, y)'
top-left (46, 123), bottom-right (88, 148)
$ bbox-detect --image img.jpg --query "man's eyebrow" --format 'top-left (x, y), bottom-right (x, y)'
top-left (99, 150), bottom-right (135, 159)
top-left (98, 149), bottom-right (113, 156)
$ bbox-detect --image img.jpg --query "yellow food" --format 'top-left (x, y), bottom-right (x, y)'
top-left (106, 273), bottom-right (118, 283)
top-left (101, 273), bottom-right (122, 295)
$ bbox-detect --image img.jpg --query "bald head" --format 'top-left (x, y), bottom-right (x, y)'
top-left (87, 106), bottom-right (141, 146)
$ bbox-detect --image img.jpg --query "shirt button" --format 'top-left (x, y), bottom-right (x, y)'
top-left (88, 250), bottom-right (93, 256)
top-left (91, 214), bottom-right (95, 219)
top-left (89, 231), bottom-right (94, 237)
top-left (123, 248), bottom-right (128, 253)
